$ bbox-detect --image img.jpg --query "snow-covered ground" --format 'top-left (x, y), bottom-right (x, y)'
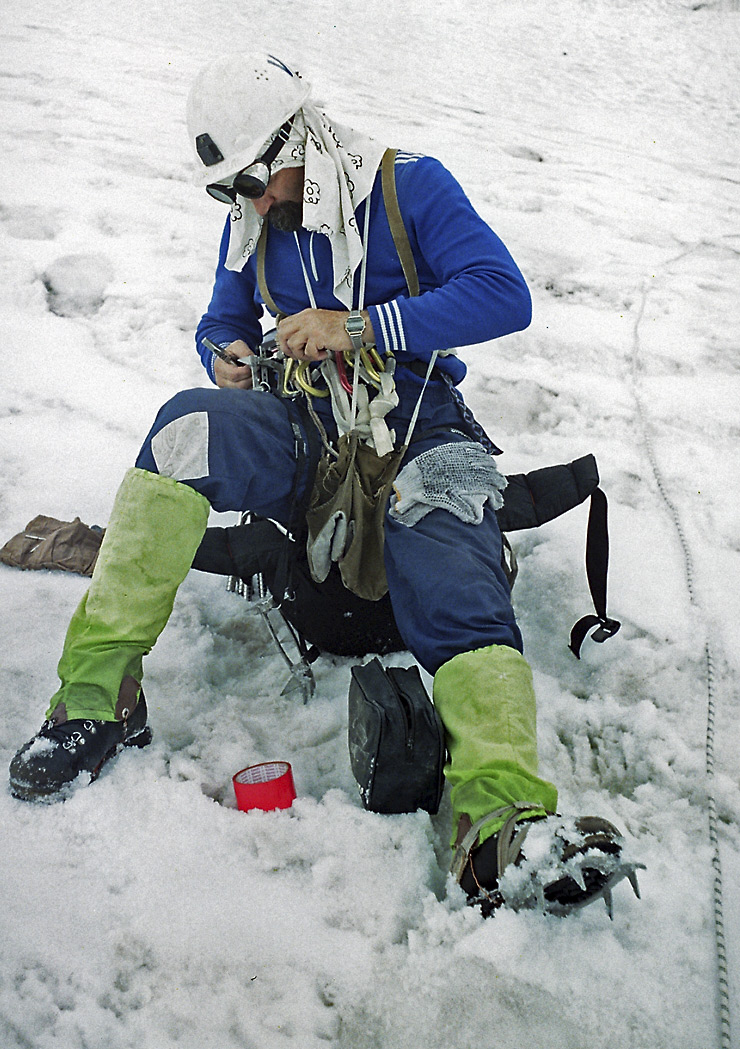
top-left (1, 0), bottom-right (739, 1045)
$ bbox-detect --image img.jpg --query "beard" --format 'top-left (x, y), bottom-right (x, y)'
top-left (267, 200), bottom-right (303, 233)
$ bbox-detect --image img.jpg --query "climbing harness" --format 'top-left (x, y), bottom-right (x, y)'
top-left (255, 149), bottom-right (439, 601)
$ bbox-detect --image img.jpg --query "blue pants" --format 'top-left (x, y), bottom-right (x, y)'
top-left (136, 375), bottom-right (522, 675)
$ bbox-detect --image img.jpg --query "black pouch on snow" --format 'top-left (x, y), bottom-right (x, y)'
top-left (348, 657), bottom-right (446, 815)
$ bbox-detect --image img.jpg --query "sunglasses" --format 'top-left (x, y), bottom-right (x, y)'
top-left (206, 116), bottom-right (295, 203)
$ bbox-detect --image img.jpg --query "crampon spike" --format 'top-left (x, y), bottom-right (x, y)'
top-left (603, 887), bottom-right (614, 920)
top-left (279, 664), bottom-right (316, 702)
top-left (535, 882), bottom-right (547, 913)
top-left (571, 865), bottom-right (587, 892)
top-left (627, 869), bottom-right (642, 899)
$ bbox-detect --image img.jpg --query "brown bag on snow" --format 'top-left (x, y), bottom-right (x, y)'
top-left (0, 515), bottom-right (103, 576)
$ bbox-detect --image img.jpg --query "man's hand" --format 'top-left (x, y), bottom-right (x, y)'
top-left (213, 340), bottom-right (254, 389)
top-left (277, 309), bottom-right (375, 361)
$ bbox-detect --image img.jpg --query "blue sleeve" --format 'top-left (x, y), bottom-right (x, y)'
top-left (195, 219), bottom-right (264, 383)
top-left (367, 157), bottom-right (531, 363)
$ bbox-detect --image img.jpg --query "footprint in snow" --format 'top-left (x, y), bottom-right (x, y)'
top-left (42, 253), bottom-right (114, 317)
top-left (0, 203), bottom-right (56, 241)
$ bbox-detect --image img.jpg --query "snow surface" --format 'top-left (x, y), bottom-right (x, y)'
top-left (1, 0), bottom-right (739, 1046)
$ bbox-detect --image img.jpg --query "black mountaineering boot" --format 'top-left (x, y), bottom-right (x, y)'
top-left (8, 694), bottom-right (152, 803)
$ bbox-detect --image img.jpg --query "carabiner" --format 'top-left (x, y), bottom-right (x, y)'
top-left (334, 351), bottom-right (354, 394)
top-left (282, 357), bottom-right (296, 397)
top-left (359, 347), bottom-right (383, 385)
top-left (294, 361), bottom-right (329, 397)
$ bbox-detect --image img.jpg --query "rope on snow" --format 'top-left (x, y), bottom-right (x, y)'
top-left (630, 275), bottom-right (732, 1049)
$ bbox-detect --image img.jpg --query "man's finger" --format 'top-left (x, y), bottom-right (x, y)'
top-left (284, 331), bottom-right (309, 356)
top-left (303, 339), bottom-right (328, 361)
top-left (277, 314), bottom-right (301, 342)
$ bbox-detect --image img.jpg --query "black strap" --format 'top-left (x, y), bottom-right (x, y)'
top-left (569, 487), bottom-right (621, 658)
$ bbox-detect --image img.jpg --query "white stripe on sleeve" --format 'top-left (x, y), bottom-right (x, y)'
top-left (389, 300), bottom-right (408, 355)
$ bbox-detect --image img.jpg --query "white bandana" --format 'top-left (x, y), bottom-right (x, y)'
top-left (223, 102), bottom-right (387, 309)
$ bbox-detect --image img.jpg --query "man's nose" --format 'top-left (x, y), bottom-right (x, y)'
top-left (252, 193), bottom-right (274, 217)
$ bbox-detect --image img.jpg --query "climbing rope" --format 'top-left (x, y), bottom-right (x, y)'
top-left (631, 280), bottom-right (732, 1049)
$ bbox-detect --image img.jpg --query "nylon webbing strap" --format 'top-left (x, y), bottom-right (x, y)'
top-left (256, 223), bottom-right (284, 319)
top-left (569, 486), bottom-right (622, 658)
top-left (381, 149), bottom-right (420, 298)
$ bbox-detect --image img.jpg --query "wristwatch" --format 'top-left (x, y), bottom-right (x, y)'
top-left (345, 309), bottom-right (366, 351)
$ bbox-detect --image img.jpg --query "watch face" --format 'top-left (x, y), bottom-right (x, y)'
top-left (346, 314), bottom-right (365, 335)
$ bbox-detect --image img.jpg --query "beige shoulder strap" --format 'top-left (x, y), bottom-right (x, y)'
top-left (256, 223), bottom-right (284, 319)
top-left (381, 149), bottom-right (420, 298)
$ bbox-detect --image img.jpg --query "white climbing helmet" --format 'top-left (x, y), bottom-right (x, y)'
top-left (186, 52), bottom-right (311, 187)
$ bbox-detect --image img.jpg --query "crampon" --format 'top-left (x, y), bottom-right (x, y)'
top-left (452, 803), bottom-right (645, 920)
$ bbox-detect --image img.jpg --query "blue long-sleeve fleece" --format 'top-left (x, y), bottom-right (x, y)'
top-left (195, 152), bottom-right (531, 385)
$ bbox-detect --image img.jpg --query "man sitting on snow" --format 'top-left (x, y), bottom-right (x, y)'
top-left (9, 52), bottom-right (641, 917)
